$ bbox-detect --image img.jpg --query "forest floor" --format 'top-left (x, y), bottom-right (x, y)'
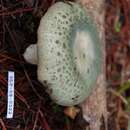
top-left (0, 0), bottom-right (130, 130)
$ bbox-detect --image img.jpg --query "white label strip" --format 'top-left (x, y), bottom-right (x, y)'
top-left (6, 71), bottom-right (15, 119)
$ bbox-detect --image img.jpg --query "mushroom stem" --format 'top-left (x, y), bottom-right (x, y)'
top-left (23, 44), bottom-right (37, 65)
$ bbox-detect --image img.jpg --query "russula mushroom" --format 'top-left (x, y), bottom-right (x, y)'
top-left (23, 2), bottom-right (102, 106)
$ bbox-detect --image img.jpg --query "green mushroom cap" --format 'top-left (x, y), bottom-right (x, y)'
top-left (37, 2), bottom-right (102, 106)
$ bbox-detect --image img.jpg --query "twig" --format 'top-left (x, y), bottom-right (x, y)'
top-left (15, 90), bottom-right (30, 108)
top-left (0, 53), bottom-right (24, 63)
top-left (5, 23), bottom-right (42, 99)
top-left (39, 110), bottom-right (52, 130)
top-left (0, 7), bottom-right (34, 16)
top-left (0, 118), bottom-right (7, 130)
top-left (32, 109), bottom-right (39, 130)
top-left (108, 88), bottom-right (128, 105)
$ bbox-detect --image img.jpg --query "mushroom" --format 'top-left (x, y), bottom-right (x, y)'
top-left (24, 44), bottom-right (37, 65)
top-left (23, 2), bottom-right (102, 106)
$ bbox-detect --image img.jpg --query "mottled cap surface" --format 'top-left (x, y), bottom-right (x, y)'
top-left (37, 2), bottom-right (102, 106)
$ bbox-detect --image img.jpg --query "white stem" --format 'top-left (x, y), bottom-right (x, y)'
top-left (23, 44), bottom-right (37, 65)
